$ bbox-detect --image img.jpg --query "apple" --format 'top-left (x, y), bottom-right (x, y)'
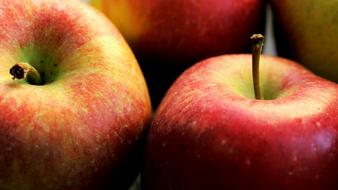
top-left (270, 0), bottom-right (338, 83)
top-left (142, 35), bottom-right (338, 190)
top-left (0, 0), bottom-right (151, 190)
top-left (90, 0), bottom-right (266, 107)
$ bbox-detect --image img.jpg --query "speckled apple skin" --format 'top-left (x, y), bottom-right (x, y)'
top-left (143, 55), bottom-right (338, 190)
top-left (0, 0), bottom-right (151, 189)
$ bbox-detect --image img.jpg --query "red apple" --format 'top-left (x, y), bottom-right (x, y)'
top-left (0, 0), bottom-right (151, 189)
top-left (90, 0), bottom-right (266, 107)
top-left (143, 36), bottom-right (338, 189)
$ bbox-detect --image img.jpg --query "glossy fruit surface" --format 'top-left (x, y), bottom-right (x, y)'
top-left (0, 0), bottom-right (151, 189)
top-left (143, 54), bottom-right (338, 190)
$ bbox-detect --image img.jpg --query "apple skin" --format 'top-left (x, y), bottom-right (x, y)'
top-left (0, 0), bottom-right (151, 190)
top-left (90, 0), bottom-right (266, 107)
top-left (143, 54), bottom-right (338, 190)
top-left (270, 0), bottom-right (338, 83)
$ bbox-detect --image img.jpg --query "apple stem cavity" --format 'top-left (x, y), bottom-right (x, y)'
top-left (10, 62), bottom-right (42, 85)
top-left (250, 34), bottom-right (264, 100)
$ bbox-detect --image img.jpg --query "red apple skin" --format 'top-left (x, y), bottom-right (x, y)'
top-left (91, 0), bottom-right (266, 107)
top-left (0, 0), bottom-right (151, 190)
top-left (143, 55), bottom-right (338, 190)
top-left (93, 0), bottom-right (265, 62)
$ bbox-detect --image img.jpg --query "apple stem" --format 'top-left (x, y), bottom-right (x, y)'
top-left (9, 62), bottom-right (42, 85)
top-left (250, 34), bottom-right (264, 100)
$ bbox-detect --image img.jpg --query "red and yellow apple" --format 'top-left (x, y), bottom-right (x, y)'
top-left (0, 0), bottom-right (151, 189)
top-left (90, 0), bottom-right (266, 107)
top-left (143, 49), bottom-right (338, 189)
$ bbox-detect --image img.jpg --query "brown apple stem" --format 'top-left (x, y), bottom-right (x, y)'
top-left (9, 62), bottom-right (42, 85)
top-left (250, 34), bottom-right (264, 100)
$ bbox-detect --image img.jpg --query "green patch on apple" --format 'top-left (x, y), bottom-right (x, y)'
top-left (225, 66), bottom-right (287, 100)
top-left (17, 44), bottom-right (59, 85)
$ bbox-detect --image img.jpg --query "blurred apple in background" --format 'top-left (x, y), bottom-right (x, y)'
top-left (270, 0), bottom-right (338, 83)
top-left (90, 0), bottom-right (266, 107)
top-left (143, 35), bottom-right (338, 190)
top-left (0, 0), bottom-right (151, 189)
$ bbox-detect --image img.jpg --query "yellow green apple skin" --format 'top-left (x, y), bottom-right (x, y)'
top-left (143, 55), bottom-right (338, 190)
top-left (271, 0), bottom-right (338, 83)
top-left (0, 0), bottom-right (151, 190)
top-left (90, 0), bottom-right (266, 107)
